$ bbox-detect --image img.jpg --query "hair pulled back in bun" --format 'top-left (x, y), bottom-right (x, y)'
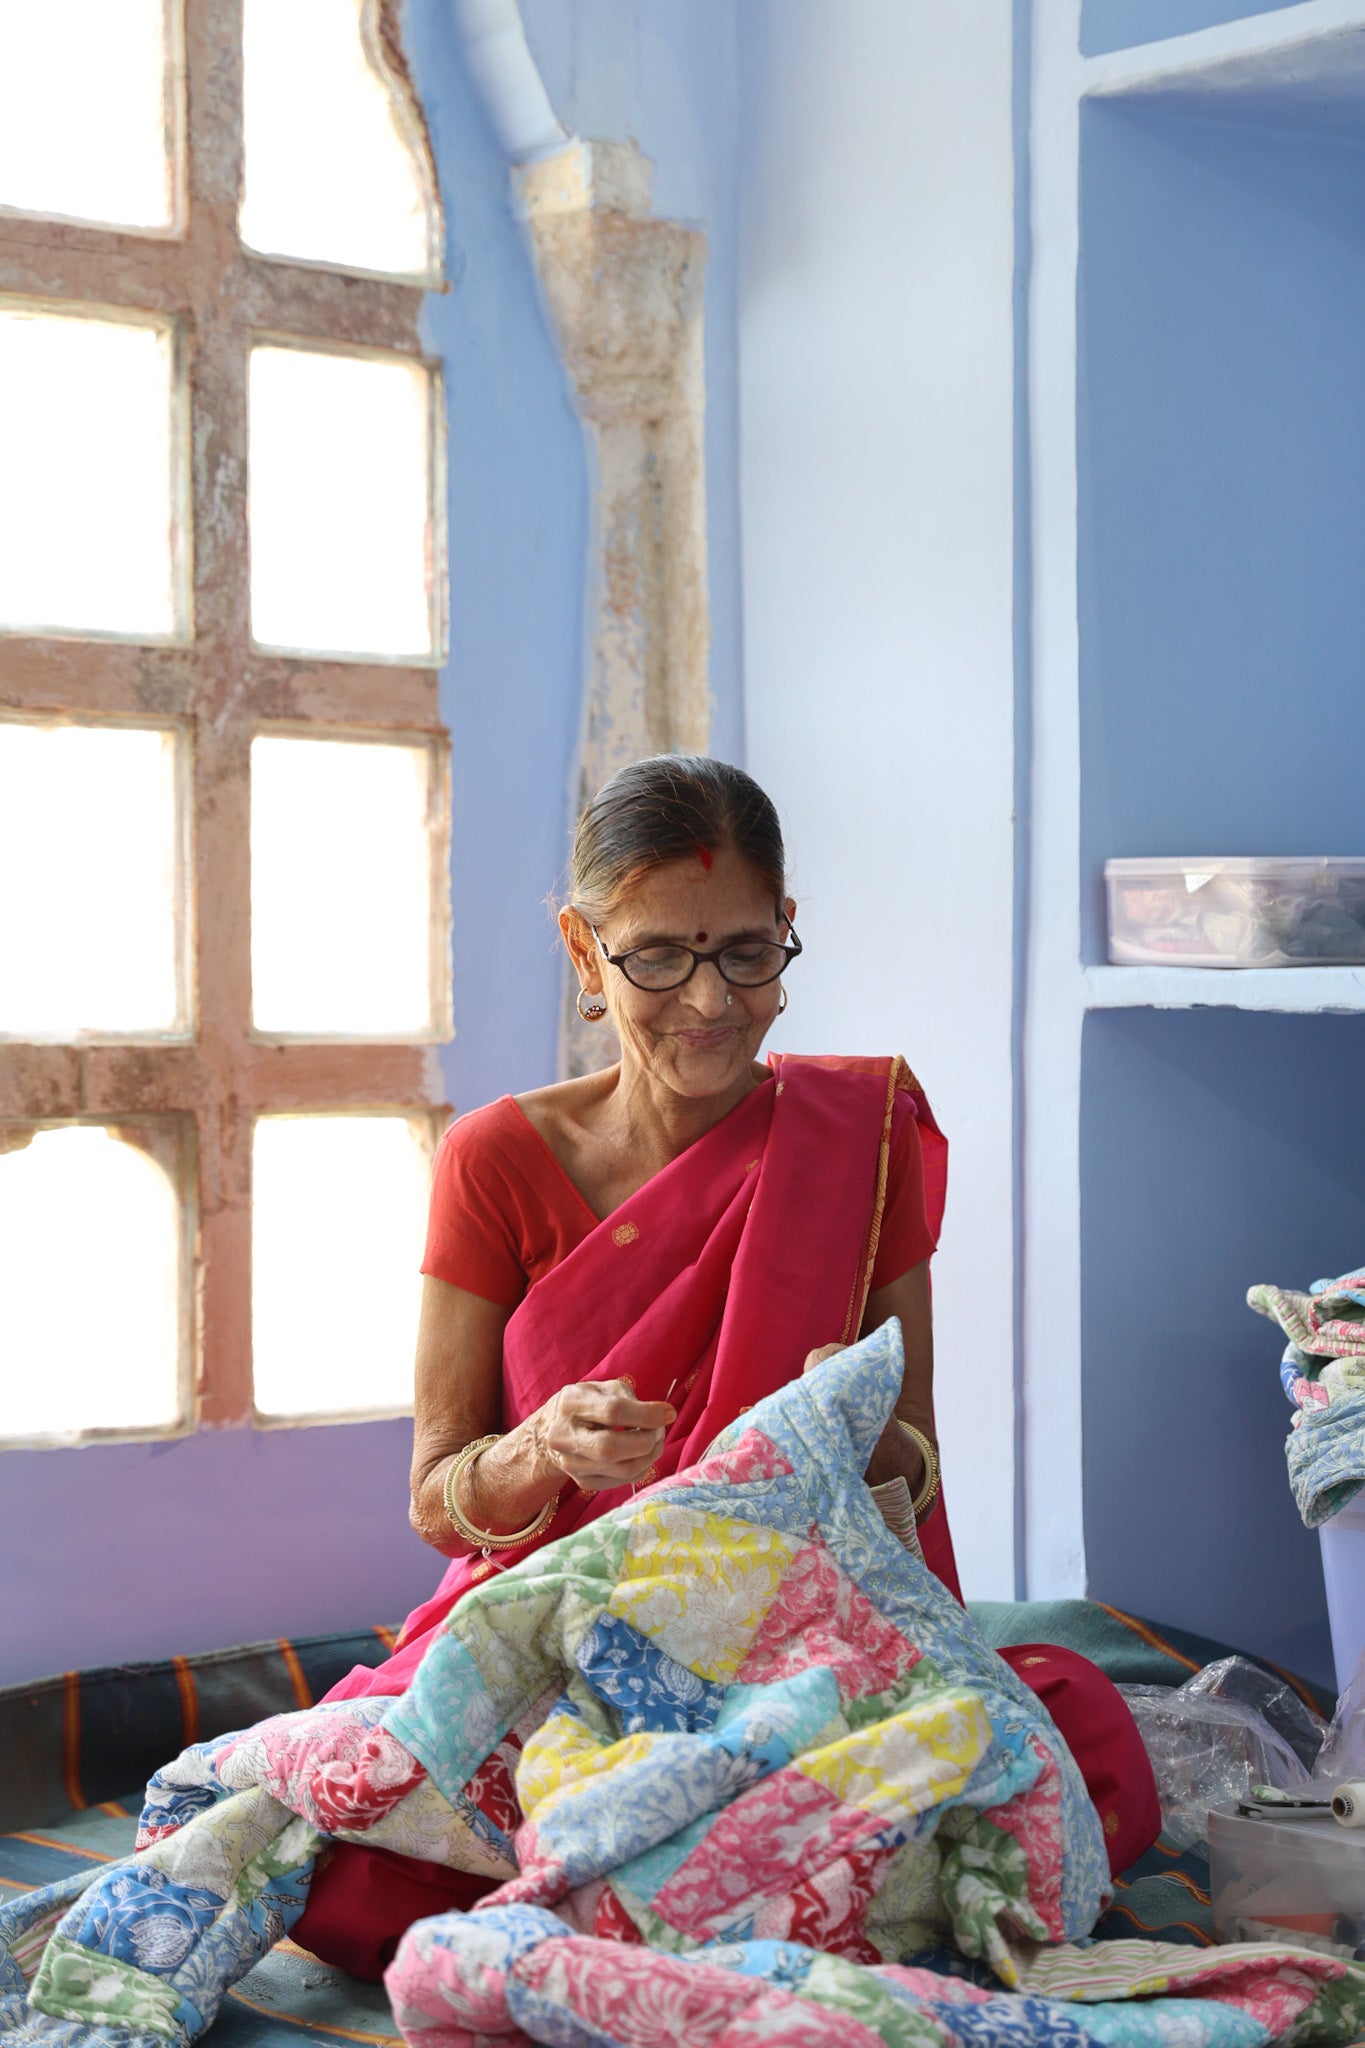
top-left (570, 755), bottom-right (786, 920)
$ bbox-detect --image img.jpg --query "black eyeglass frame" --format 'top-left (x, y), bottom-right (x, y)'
top-left (591, 919), bottom-right (803, 993)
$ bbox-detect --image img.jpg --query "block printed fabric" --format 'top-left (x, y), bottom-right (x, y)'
top-left (3, 1327), bottom-right (1363, 2048)
top-left (1248, 1265), bottom-right (1365, 1524)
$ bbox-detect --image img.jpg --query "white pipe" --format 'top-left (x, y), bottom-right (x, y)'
top-left (453, 0), bottom-right (569, 162)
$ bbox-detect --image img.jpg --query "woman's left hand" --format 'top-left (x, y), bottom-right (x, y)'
top-left (801, 1339), bottom-right (929, 1496)
top-left (864, 1415), bottom-right (927, 1495)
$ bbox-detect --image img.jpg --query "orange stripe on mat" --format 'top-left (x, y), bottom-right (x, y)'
top-left (172, 1655), bottom-right (201, 1745)
top-left (97, 1802), bottom-right (130, 1819)
top-left (223, 1987), bottom-right (398, 2044)
top-left (371, 1625), bottom-right (397, 1653)
top-left (62, 1672), bottom-right (86, 1811)
top-left (1093, 1602), bottom-right (1201, 1675)
top-left (278, 1639), bottom-right (313, 1710)
top-left (1162, 1869), bottom-right (1213, 1907)
top-left (1103, 1903), bottom-right (1213, 1946)
top-left (9, 1833), bottom-right (115, 1862)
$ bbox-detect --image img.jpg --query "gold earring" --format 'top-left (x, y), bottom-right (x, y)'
top-left (778, 986), bottom-right (788, 1014)
top-left (577, 987), bottom-right (608, 1023)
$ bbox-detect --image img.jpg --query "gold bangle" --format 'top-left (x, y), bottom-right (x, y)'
top-left (443, 1435), bottom-right (560, 1555)
top-left (895, 1419), bottom-right (941, 1520)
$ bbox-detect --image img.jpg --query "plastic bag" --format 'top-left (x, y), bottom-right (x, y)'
top-left (1180, 1656), bottom-right (1326, 1774)
top-left (1309, 1645), bottom-right (1365, 1793)
top-left (1119, 1677), bottom-right (1310, 1852)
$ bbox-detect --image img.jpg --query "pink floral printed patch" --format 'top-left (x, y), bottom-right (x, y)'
top-left (651, 1769), bottom-right (887, 1941)
top-left (385, 1919), bottom-right (518, 2041)
top-left (736, 1540), bottom-right (919, 1701)
top-left (516, 1937), bottom-right (886, 2048)
top-left (255, 1715), bottom-right (426, 1833)
top-left (752, 1835), bottom-right (894, 1961)
top-left (1192, 1959), bottom-right (1335, 2033)
top-left (656, 1428), bottom-right (795, 1495)
top-left (486, 1822), bottom-right (569, 1909)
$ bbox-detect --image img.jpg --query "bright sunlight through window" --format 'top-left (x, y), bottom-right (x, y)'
top-left (0, 1126), bottom-right (182, 1439)
top-left (252, 1115), bottom-right (431, 1419)
top-left (0, 0), bottom-right (173, 231)
top-left (248, 344), bottom-right (436, 659)
top-left (0, 310), bottom-right (178, 639)
top-left (251, 735), bottom-right (438, 1038)
top-left (240, 0), bottom-right (433, 278)
top-left (0, 723), bottom-right (181, 1038)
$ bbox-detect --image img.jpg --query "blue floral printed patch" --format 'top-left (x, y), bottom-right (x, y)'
top-left (574, 1615), bottom-right (727, 1735)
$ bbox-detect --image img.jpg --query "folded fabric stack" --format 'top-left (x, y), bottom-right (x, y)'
top-left (5, 1326), bottom-right (1364, 2048)
top-left (1247, 1267), bottom-right (1365, 1527)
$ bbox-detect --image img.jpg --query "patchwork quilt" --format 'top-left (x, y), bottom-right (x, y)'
top-left (3, 1328), bottom-right (1363, 2048)
top-left (1248, 1265), bottom-right (1365, 1524)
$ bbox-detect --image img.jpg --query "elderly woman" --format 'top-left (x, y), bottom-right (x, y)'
top-left (297, 756), bottom-right (1158, 1978)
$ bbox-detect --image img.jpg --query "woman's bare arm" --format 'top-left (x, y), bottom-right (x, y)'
top-left (410, 1277), bottom-right (518, 1555)
top-left (408, 1274), bottom-right (674, 1557)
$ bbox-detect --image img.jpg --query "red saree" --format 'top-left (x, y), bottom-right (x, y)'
top-left (297, 1055), bottom-right (1157, 1976)
top-left (335, 1052), bottom-right (959, 1709)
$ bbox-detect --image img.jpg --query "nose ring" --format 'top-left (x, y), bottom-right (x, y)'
top-left (726, 993), bottom-right (733, 1006)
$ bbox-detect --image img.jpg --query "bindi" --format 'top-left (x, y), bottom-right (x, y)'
top-left (695, 931), bottom-right (708, 944)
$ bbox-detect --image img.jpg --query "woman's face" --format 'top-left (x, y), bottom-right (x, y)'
top-left (564, 846), bottom-right (797, 1101)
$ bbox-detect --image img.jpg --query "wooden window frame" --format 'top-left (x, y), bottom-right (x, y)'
top-left (0, 0), bottom-right (449, 1439)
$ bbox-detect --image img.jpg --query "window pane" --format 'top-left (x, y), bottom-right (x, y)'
top-left (249, 346), bottom-right (436, 659)
top-left (0, 0), bottom-right (173, 231)
top-left (241, 0), bottom-right (434, 278)
top-left (252, 1115), bottom-right (431, 1419)
top-left (0, 309), bottom-right (178, 638)
top-left (251, 735), bottom-right (438, 1038)
top-left (0, 1125), bottom-right (182, 1438)
top-left (0, 723), bottom-right (182, 1037)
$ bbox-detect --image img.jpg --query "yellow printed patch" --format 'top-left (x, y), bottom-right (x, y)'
top-left (517, 1710), bottom-right (659, 1823)
top-left (609, 1504), bottom-right (798, 1682)
top-left (796, 1691), bottom-right (991, 1817)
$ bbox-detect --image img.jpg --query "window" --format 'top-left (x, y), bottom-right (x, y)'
top-left (0, 0), bottom-right (449, 1443)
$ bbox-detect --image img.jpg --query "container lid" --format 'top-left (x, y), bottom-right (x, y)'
top-left (1209, 1803), bottom-right (1365, 1853)
top-left (1105, 857), bottom-right (1365, 877)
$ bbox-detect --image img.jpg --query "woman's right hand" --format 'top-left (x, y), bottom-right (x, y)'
top-left (528, 1378), bottom-right (676, 1493)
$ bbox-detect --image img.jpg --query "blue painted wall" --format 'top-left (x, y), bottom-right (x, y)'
top-left (0, 1421), bottom-right (432, 1683)
top-left (1077, 102), bottom-right (1365, 958)
top-left (409, 0), bottom-right (588, 1115)
top-left (1082, 1), bottom-right (1310, 58)
top-left (1080, 1007), bottom-right (1362, 1688)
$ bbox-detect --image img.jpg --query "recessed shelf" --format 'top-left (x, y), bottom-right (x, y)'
top-left (1083, 964), bottom-right (1365, 1011)
top-left (1084, 0), bottom-right (1365, 119)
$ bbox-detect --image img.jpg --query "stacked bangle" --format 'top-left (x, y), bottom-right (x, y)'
top-left (443, 1434), bottom-right (560, 1556)
top-left (895, 1419), bottom-right (941, 1520)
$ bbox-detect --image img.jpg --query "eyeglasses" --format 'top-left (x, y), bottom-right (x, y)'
top-left (592, 921), bottom-right (803, 993)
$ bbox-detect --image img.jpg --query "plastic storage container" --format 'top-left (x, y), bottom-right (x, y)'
top-left (1320, 1493), bottom-right (1365, 1697)
top-left (1104, 858), bottom-right (1365, 967)
top-left (1209, 1802), bottom-right (1365, 1957)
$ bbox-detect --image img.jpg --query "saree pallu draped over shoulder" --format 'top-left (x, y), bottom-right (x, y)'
top-left (331, 1052), bottom-right (956, 1709)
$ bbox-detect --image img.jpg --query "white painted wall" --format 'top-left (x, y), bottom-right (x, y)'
top-left (737, 0), bottom-right (1020, 1597)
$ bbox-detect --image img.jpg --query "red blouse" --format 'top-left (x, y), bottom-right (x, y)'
top-left (422, 1085), bottom-right (936, 1311)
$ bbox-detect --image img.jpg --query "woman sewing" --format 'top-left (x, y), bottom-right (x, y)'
top-left (297, 753), bottom-right (1158, 1977)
